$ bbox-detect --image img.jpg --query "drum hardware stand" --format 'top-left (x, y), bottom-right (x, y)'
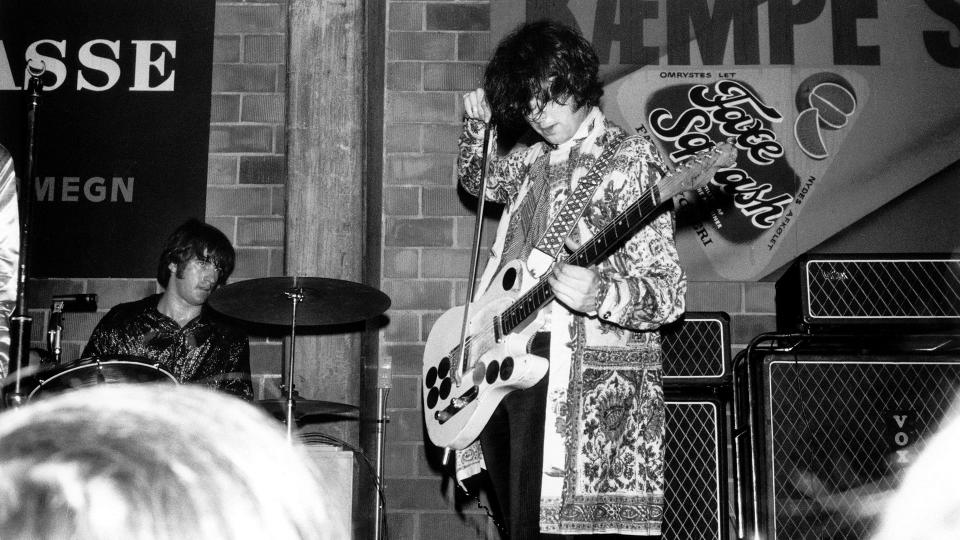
top-left (205, 276), bottom-right (392, 537)
top-left (5, 63), bottom-right (44, 408)
top-left (282, 279), bottom-right (305, 441)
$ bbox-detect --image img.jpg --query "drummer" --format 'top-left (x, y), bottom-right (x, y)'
top-left (82, 219), bottom-right (254, 400)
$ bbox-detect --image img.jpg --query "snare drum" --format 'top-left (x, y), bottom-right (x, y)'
top-left (26, 355), bottom-right (177, 401)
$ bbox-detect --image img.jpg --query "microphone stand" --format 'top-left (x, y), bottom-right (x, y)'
top-left (46, 300), bottom-right (64, 365)
top-left (373, 358), bottom-right (391, 540)
top-left (6, 67), bottom-right (44, 408)
top-left (442, 123), bottom-right (495, 466)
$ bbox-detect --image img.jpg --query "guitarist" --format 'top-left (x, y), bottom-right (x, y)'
top-left (455, 20), bottom-right (686, 539)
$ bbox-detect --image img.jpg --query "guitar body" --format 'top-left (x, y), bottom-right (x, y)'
top-left (422, 260), bottom-right (549, 450)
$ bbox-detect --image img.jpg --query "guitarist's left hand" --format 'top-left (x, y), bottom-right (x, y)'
top-left (547, 236), bottom-right (601, 316)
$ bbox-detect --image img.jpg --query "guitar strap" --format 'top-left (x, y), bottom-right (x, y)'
top-left (525, 133), bottom-right (626, 277)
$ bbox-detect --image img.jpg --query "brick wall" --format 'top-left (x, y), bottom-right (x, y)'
top-left (381, 2), bottom-right (500, 538)
top-left (379, 2), bottom-right (777, 539)
top-left (207, 0), bottom-right (288, 397)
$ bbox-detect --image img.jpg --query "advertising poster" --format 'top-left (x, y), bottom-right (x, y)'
top-left (494, 0), bottom-right (960, 280)
top-left (0, 0), bottom-right (216, 278)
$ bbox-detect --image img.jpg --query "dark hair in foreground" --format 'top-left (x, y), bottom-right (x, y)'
top-left (483, 19), bottom-right (603, 129)
top-left (156, 218), bottom-right (235, 287)
top-left (0, 384), bottom-right (344, 540)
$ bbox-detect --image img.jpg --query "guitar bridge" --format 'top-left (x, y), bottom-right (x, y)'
top-left (434, 385), bottom-right (479, 424)
top-left (493, 315), bottom-right (503, 343)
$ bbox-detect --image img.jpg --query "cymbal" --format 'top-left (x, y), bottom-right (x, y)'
top-left (208, 277), bottom-right (390, 326)
top-left (257, 399), bottom-right (358, 418)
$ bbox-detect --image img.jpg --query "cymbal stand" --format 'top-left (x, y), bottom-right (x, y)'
top-left (282, 281), bottom-right (305, 441)
top-left (373, 358), bottom-right (392, 540)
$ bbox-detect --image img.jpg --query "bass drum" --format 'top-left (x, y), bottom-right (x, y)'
top-left (26, 355), bottom-right (177, 401)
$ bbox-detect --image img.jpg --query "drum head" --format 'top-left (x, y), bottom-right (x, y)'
top-left (27, 355), bottom-right (177, 401)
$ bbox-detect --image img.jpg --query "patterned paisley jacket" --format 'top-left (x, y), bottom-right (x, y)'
top-left (456, 107), bottom-right (687, 535)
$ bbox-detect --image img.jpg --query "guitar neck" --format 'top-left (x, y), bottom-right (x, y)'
top-left (498, 185), bottom-right (663, 335)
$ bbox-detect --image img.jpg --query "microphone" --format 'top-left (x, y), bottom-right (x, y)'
top-left (52, 294), bottom-right (97, 312)
top-left (47, 294), bottom-right (98, 364)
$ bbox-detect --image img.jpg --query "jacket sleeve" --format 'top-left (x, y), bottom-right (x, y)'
top-left (456, 118), bottom-right (537, 205)
top-left (217, 335), bottom-right (254, 401)
top-left (586, 136), bottom-right (687, 332)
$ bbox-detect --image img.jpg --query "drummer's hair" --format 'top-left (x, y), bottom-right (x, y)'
top-left (157, 218), bottom-right (235, 287)
top-left (483, 19), bottom-right (602, 130)
top-left (0, 384), bottom-right (344, 540)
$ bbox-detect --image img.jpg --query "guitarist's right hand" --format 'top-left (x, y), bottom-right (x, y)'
top-left (462, 88), bottom-right (492, 123)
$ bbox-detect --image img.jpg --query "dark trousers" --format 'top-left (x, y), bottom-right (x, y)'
top-left (479, 371), bottom-right (549, 540)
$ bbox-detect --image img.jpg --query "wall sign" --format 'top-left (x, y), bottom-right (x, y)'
top-left (0, 0), bottom-right (216, 278)
top-left (493, 0), bottom-right (960, 280)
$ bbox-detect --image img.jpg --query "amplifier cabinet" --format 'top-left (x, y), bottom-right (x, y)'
top-left (664, 386), bottom-right (731, 540)
top-left (734, 334), bottom-right (960, 540)
top-left (661, 312), bottom-right (731, 385)
top-left (776, 254), bottom-right (960, 331)
top-left (300, 441), bottom-right (355, 538)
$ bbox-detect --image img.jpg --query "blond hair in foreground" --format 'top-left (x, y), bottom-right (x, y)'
top-left (0, 383), bottom-right (345, 540)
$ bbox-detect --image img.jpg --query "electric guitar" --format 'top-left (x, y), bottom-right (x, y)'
top-left (422, 141), bottom-right (737, 450)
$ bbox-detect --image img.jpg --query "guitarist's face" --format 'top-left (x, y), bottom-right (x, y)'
top-left (524, 95), bottom-right (592, 146)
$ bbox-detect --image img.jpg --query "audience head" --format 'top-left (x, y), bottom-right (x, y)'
top-left (0, 384), bottom-right (344, 540)
top-left (871, 400), bottom-right (960, 540)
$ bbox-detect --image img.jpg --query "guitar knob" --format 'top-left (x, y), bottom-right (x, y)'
top-left (438, 357), bottom-right (451, 378)
top-left (426, 387), bottom-right (439, 409)
top-left (500, 357), bottom-right (514, 380)
top-left (485, 361), bottom-right (500, 384)
top-left (472, 362), bottom-right (487, 385)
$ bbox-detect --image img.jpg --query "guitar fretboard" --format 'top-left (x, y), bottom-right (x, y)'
top-left (498, 185), bottom-right (662, 334)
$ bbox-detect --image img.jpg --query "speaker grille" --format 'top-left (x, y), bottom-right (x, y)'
top-left (661, 312), bottom-right (730, 383)
top-left (803, 257), bottom-right (960, 323)
top-left (664, 398), bottom-right (727, 540)
top-left (762, 355), bottom-right (960, 540)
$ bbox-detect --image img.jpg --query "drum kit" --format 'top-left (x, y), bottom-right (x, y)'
top-left (208, 276), bottom-right (391, 435)
top-left (1, 276), bottom-right (391, 436)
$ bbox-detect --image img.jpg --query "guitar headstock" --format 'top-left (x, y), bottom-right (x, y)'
top-left (657, 140), bottom-right (737, 201)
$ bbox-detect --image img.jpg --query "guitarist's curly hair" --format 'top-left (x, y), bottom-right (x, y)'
top-left (483, 20), bottom-right (603, 131)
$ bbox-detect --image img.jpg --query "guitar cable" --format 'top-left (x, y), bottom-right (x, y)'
top-left (459, 477), bottom-right (507, 537)
top-left (298, 431), bottom-right (390, 540)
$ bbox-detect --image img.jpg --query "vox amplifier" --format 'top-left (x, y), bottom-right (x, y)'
top-left (661, 312), bottom-right (731, 385)
top-left (776, 254), bottom-right (960, 331)
top-left (734, 333), bottom-right (960, 540)
top-left (664, 387), bottom-right (731, 540)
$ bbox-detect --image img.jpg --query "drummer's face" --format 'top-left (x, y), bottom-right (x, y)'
top-left (168, 254), bottom-right (220, 306)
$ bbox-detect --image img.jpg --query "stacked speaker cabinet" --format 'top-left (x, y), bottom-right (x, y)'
top-left (735, 255), bottom-right (960, 540)
top-left (734, 334), bottom-right (960, 540)
top-left (660, 312), bottom-right (732, 540)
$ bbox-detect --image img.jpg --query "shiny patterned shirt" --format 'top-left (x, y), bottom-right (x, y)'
top-left (82, 295), bottom-right (254, 400)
